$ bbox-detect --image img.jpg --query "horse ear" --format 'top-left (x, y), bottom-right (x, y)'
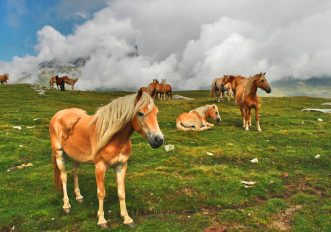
top-left (136, 87), bottom-right (143, 102)
top-left (263, 72), bottom-right (266, 75)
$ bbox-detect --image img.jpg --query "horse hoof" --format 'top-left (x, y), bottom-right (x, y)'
top-left (97, 223), bottom-right (108, 228)
top-left (125, 222), bottom-right (135, 228)
top-left (76, 198), bottom-right (84, 203)
top-left (63, 207), bottom-right (71, 214)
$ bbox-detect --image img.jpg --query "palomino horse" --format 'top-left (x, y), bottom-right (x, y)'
top-left (155, 79), bottom-right (173, 100)
top-left (176, 104), bottom-right (221, 131)
top-left (63, 76), bottom-right (78, 90)
top-left (49, 89), bottom-right (164, 227)
top-left (210, 76), bottom-right (234, 102)
top-left (222, 72), bottom-right (271, 131)
top-left (0, 73), bottom-right (9, 84)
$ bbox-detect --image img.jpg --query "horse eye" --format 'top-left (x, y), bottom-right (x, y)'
top-left (137, 111), bottom-right (144, 117)
top-left (215, 112), bottom-right (218, 115)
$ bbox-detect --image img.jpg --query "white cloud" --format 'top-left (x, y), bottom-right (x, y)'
top-left (1, 0), bottom-right (331, 90)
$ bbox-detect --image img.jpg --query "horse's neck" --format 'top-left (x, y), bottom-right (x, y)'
top-left (246, 79), bottom-right (258, 97)
top-left (192, 107), bottom-right (207, 119)
top-left (105, 122), bottom-right (135, 147)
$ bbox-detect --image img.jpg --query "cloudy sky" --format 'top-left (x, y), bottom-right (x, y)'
top-left (0, 0), bottom-right (331, 90)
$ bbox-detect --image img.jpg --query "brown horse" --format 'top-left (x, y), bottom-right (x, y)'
top-left (50, 75), bottom-right (68, 90)
top-left (221, 75), bottom-right (247, 96)
top-left (176, 104), bottom-right (221, 131)
top-left (147, 79), bottom-right (159, 98)
top-left (155, 79), bottom-right (173, 100)
top-left (210, 76), bottom-right (234, 102)
top-left (223, 72), bottom-right (271, 131)
top-left (63, 76), bottom-right (78, 90)
top-left (140, 86), bottom-right (156, 97)
top-left (49, 89), bottom-right (164, 227)
top-left (0, 73), bottom-right (9, 84)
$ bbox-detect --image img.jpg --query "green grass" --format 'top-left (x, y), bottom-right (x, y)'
top-left (0, 84), bottom-right (330, 232)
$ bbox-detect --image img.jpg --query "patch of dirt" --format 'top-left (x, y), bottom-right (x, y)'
top-left (204, 223), bottom-right (228, 232)
top-left (269, 205), bottom-right (302, 231)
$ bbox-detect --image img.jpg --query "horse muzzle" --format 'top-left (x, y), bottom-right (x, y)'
top-left (266, 88), bottom-right (272, 94)
top-left (216, 117), bottom-right (221, 124)
top-left (148, 134), bottom-right (164, 148)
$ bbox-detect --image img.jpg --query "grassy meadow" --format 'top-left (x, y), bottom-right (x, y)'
top-left (0, 84), bottom-right (330, 232)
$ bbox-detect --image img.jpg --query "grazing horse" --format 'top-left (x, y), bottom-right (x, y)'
top-left (176, 104), bottom-right (221, 131)
top-left (155, 79), bottom-right (173, 100)
top-left (49, 89), bottom-right (164, 228)
top-left (223, 72), bottom-right (271, 131)
top-left (210, 76), bottom-right (234, 102)
top-left (0, 73), bottom-right (9, 84)
top-left (63, 76), bottom-right (78, 90)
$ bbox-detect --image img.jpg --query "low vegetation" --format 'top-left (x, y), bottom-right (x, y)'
top-left (0, 84), bottom-right (330, 231)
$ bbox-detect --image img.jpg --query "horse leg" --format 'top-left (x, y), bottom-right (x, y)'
top-left (54, 149), bottom-right (71, 213)
top-left (255, 106), bottom-right (262, 132)
top-left (240, 107), bottom-right (245, 127)
top-left (115, 163), bottom-right (134, 226)
top-left (73, 161), bottom-right (84, 203)
top-left (95, 161), bottom-right (108, 227)
top-left (245, 108), bottom-right (251, 131)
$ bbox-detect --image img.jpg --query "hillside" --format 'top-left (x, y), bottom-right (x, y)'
top-left (0, 85), bottom-right (330, 231)
top-left (268, 77), bottom-right (331, 98)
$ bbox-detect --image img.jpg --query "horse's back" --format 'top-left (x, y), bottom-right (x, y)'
top-left (49, 108), bottom-right (94, 161)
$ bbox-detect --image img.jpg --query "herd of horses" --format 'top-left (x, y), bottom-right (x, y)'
top-left (49, 75), bottom-right (78, 91)
top-left (48, 71), bottom-right (271, 228)
top-left (1, 70), bottom-right (271, 227)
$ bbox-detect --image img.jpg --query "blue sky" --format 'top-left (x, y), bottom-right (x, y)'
top-left (0, 0), bottom-right (107, 61)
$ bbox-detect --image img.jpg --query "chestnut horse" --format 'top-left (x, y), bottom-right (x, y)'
top-left (222, 72), bottom-right (271, 131)
top-left (155, 79), bottom-right (173, 100)
top-left (0, 73), bottom-right (9, 84)
top-left (221, 75), bottom-right (247, 96)
top-left (147, 79), bottom-right (159, 98)
top-left (176, 104), bottom-right (221, 131)
top-left (210, 76), bottom-right (234, 102)
top-left (140, 86), bottom-right (156, 97)
top-left (49, 89), bottom-right (164, 227)
top-left (63, 76), bottom-right (78, 90)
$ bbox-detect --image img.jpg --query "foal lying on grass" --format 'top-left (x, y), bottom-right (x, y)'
top-left (176, 104), bottom-right (221, 131)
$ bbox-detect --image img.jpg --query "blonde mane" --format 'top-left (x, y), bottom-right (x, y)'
top-left (91, 93), bottom-right (154, 155)
top-left (243, 74), bottom-right (261, 97)
top-left (190, 105), bottom-right (216, 118)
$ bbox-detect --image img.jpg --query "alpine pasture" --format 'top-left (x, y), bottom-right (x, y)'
top-left (0, 84), bottom-right (330, 231)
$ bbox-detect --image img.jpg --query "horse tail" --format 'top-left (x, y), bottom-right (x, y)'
top-left (52, 153), bottom-right (62, 192)
top-left (210, 79), bottom-right (216, 98)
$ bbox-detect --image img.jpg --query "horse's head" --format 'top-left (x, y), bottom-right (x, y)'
top-left (206, 104), bottom-right (221, 124)
top-left (255, 72), bottom-right (271, 93)
top-left (132, 88), bottom-right (164, 148)
top-left (152, 79), bottom-right (159, 84)
top-left (221, 75), bottom-right (236, 87)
